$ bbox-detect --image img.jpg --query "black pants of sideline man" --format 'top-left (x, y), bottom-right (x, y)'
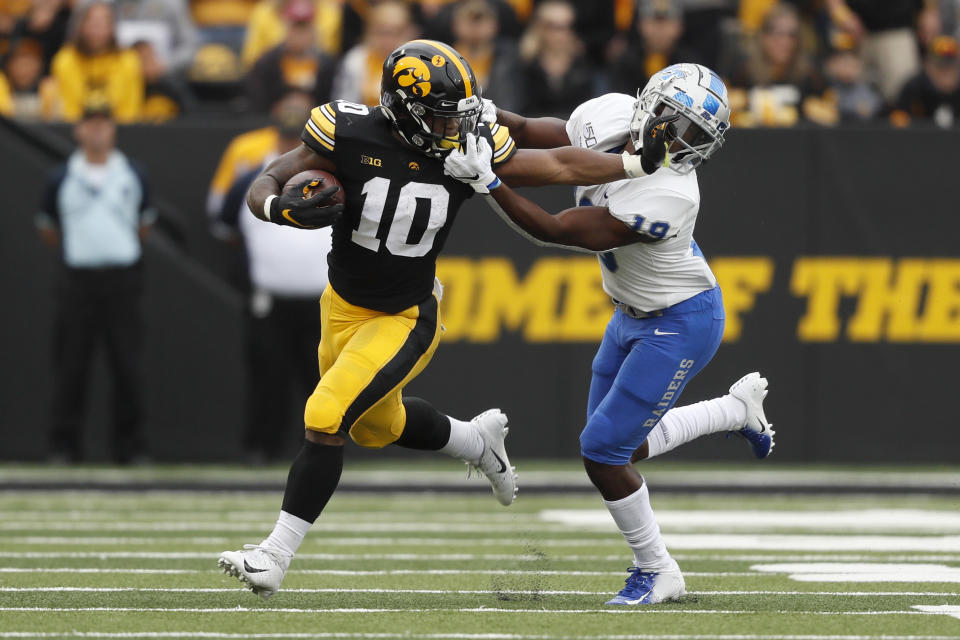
top-left (49, 264), bottom-right (145, 463)
top-left (244, 293), bottom-right (323, 461)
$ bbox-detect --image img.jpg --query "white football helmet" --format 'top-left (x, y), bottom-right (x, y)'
top-left (630, 63), bottom-right (731, 174)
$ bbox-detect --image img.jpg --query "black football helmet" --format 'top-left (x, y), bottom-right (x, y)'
top-left (380, 40), bottom-right (482, 158)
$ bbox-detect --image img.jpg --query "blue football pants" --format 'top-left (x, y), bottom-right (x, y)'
top-left (580, 286), bottom-right (726, 465)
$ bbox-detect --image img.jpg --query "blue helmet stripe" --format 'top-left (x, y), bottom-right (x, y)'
top-left (673, 91), bottom-right (694, 108)
top-left (708, 72), bottom-right (727, 99)
top-left (703, 94), bottom-right (720, 116)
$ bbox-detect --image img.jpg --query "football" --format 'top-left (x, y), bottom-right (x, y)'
top-left (284, 169), bottom-right (345, 206)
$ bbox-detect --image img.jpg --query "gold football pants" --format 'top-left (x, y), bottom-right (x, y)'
top-left (303, 284), bottom-right (441, 447)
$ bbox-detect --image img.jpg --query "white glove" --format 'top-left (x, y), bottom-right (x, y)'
top-left (480, 98), bottom-right (498, 125)
top-left (443, 133), bottom-right (501, 194)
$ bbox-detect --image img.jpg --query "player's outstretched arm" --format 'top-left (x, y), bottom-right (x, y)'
top-left (494, 106), bottom-right (570, 149)
top-left (496, 146), bottom-right (650, 187)
top-left (246, 143), bottom-right (339, 225)
top-left (494, 113), bottom-right (679, 188)
top-left (485, 183), bottom-right (639, 252)
top-left (444, 135), bottom-right (639, 252)
top-left (495, 147), bottom-right (626, 187)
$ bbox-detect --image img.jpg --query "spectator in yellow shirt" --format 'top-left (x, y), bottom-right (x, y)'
top-left (0, 37), bottom-right (51, 119)
top-left (0, 0), bottom-right (31, 60)
top-left (242, 0), bottom-right (343, 66)
top-left (451, 0), bottom-right (521, 111)
top-left (207, 125), bottom-right (277, 218)
top-left (50, 1), bottom-right (144, 122)
top-left (206, 91), bottom-right (314, 219)
top-left (331, 0), bottom-right (416, 106)
top-left (245, 1), bottom-right (336, 113)
top-left (725, 3), bottom-right (825, 127)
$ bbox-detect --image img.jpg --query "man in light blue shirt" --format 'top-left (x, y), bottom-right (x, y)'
top-left (37, 103), bottom-right (155, 464)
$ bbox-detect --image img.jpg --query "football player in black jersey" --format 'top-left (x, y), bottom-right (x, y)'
top-left (218, 39), bottom-right (669, 599)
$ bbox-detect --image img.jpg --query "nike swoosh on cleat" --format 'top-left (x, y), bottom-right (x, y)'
top-left (653, 329), bottom-right (678, 336)
top-left (490, 450), bottom-right (507, 474)
top-left (243, 560), bottom-right (268, 574)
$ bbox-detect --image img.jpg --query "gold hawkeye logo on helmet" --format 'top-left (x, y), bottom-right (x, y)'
top-left (393, 56), bottom-right (431, 97)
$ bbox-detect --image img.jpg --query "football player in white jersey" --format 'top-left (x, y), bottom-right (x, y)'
top-left (445, 63), bottom-right (775, 605)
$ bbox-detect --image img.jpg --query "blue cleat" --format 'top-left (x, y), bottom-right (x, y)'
top-left (727, 372), bottom-right (775, 459)
top-left (605, 566), bottom-right (686, 605)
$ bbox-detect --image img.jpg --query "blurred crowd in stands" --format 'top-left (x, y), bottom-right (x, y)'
top-left (1, 0), bottom-right (959, 127)
top-left (24, 0), bottom-right (960, 463)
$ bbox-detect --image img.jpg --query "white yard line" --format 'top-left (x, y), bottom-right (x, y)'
top-left (662, 535), bottom-right (960, 552)
top-left (6, 525), bottom-right (960, 554)
top-left (541, 510), bottom-right (960, 532)
top-left (5, 510), bottom-right (960, 535)
top-left (0, 587), bottom-right (956, 597)
top-left (1, 634), bottom-right (958, 640)
top-left (672, 554), bottom-right (960, 563)
top-left (0, 527), bottom-right (624, 547)
top-left (292, 570), bottom-right (758, 577)
top-left (6, 538), bottom-right (960, 562)
top-left (0, 537), bottom-right (232, 545)
top-left (7, 529), bottom-right (960, 553)
top-left (0, 552), bottom-right (543, 561)
top-left (752, 562), bottom-right (960, 583)
top-left (912, 605), bottom-right (960, 620)
top-left (5, 509), bottom-right (960, 534)
top-left (0, 536), bottom-right (620, 547)
top-left (0, 568), bottom-right (199, 574)
top-left (0, 512), bottom-right (540, 523)
top-left (6, 552), bottom-right (960, 564)
top-left (0, 522), bottom-right (584, 533)
top-left (0, 567), bottom-right (756, 577)
top-left (0, 606), bottom-right (937, 615)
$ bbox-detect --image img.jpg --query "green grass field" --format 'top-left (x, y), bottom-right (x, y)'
top-left (1, 464), bottom-right (959, 639)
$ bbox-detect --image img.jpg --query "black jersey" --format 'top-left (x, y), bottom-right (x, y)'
top-left (301, 100), bottom-right (516, 313)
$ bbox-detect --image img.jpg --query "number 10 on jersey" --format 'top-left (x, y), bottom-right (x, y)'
top-left (351, 177), bottom-right (451, 257)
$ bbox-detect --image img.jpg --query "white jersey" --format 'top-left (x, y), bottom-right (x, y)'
top-left (565, 93), bottom-right (717, 312)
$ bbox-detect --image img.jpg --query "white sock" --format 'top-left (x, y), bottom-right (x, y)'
top-left (438, 415), bottom-right (484, 462)
top-left (261, 511), bottom-right (312, 557)
top-left (604, 483), bottom-right (675, 571)
top-left (645, 394), bottom-right (747, 459)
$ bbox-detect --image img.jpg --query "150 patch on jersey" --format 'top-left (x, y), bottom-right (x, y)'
top-left (582, 123), bottom-right (598, 148)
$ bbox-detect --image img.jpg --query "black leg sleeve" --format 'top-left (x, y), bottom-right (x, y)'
top-left (393, 397), bottom-right (452, 451)
top-left (280, 439), bottom-right (344, 523)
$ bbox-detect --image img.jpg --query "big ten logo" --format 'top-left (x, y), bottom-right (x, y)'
top-left (791, 257), bottom-right (960, 342)
top-left (361, 155), bottom-right (382, 167)
top-left (435, 256), bottom-right (773, 343)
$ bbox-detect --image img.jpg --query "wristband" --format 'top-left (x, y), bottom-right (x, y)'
top-left (471, 175), bottom-right (501, 194)
top-left (621, 152), bottom-right (651, 179)
top-left (263, 194), bottom-right (277, 221)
